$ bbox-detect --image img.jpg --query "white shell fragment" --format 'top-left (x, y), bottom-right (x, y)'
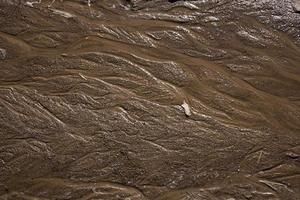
top-left (181, 100), bottom-right (191, 117)
top-left (0, 48), bottom-right (6, 60)
top-left (79, 73), bottom-right (87, 80)
top-left (50, 9), bottom-right (75, 18)
top-left (25, 0), bottom-right (41, 7)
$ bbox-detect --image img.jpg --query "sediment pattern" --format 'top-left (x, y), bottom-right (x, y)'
top-left (0, 0), bottom-right (299, 199)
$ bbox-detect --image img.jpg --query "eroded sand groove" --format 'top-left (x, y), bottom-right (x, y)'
top-left (0, 0), bottom-right (299, 199)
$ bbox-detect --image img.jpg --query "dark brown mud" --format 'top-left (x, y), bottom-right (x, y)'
top-left (0, 0), bottom-right (299, 199)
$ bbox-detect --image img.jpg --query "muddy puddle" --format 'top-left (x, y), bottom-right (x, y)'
top-left (0, 0), bottom-right (299, 199)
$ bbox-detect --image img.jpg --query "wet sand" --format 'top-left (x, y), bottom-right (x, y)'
top-left (0, 0), bottom-right (300, 199)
